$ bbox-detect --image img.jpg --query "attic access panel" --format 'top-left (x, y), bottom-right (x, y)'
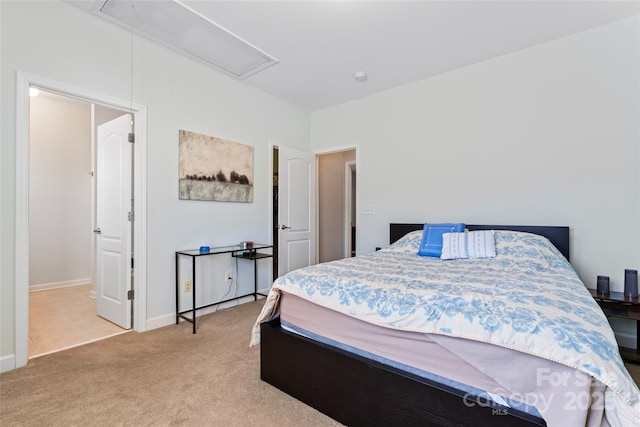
top-left (97, 0), bottom-right (278, 79)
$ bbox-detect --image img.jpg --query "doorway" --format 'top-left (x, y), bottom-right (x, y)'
top-left (317, 149), bottom-right (357, 263)
top-left (345, 161), bottom-right (357, 258)
top-left (14, 72), bottom-right (148, 369)
top-left (28, 89), bottom-right (129, 358)
top-left (271, 145), bottom-right (357, 276)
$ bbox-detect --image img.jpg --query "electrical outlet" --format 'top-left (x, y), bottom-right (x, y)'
top-left (225, 271), bottom-right (233, 282)
top-left (184, 280), bottom-right (191, 292)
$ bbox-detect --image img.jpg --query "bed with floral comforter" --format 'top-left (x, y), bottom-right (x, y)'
top-left (252, 230), bottom-right (640, 426)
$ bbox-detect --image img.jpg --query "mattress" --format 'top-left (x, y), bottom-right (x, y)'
top-left (280, 292), bottom-right (608, 426)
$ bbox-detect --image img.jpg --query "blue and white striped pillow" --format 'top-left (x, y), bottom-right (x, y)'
top-left (440, 230), bottom-right (496, 260)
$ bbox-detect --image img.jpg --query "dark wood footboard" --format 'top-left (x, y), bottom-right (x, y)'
top-left (260, 318), bottom-right (546, 427)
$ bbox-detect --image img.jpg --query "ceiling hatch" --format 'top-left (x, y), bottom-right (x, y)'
top-left (95, 0), bottom-right (278, 79)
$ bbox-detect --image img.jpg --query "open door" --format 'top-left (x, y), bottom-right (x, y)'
top-left (95, 114), bottom-right (132, 329)
top-left (277, 145), bottom-right (316, 277)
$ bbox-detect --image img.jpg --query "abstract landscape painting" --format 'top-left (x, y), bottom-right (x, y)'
top-left (178, 130), bottom-right (254, 202)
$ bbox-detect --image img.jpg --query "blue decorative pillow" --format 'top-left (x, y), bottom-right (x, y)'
top-left (417, 223), bottom-right (466, 257)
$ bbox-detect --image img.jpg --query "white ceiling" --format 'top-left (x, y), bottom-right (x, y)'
top-left (71, 1), bottom-right (640, 112)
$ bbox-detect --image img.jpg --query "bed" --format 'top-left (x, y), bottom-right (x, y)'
top-left (251, 223), bottom-right (640, 426)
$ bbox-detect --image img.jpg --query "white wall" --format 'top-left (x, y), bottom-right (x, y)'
top-left (311, 16), bottom-right (640, 347)
top-left (1, 1), bottom-right (309, 363)
top-left (29, 93), bottom-right (92, 289)
top-left (311, 16), bottom-right (640, 293)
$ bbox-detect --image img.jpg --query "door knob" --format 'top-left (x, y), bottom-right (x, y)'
top-left (281, 225), bottom-right (291, 230)
top-left (93, 228), bottom-right (102, 234)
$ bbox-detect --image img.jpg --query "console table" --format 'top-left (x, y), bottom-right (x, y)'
top-left (589, 288), bottom-right (640, 364)
top-left (175, 243), bottom-right (273, 334)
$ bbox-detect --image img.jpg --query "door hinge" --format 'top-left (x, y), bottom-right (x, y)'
top-left (128, 132), bottom-right (135, 143)
top-left (131, 257), bottom-right (134, 269)
top-left (128, 211), bottom-right (135, 222)
top-left (127, 290), bottom-right (135, 300)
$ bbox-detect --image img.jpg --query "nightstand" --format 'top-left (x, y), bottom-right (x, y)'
top-left (589, 289), bottom-right (640, 364)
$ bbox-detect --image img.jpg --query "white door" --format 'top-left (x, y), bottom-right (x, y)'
top-left (96, 114), bottom-right (132, 329)
top-left (278, 145), bottom-right (316, 277)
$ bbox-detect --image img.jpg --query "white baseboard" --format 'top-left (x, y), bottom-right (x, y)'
top-left (146, 313), bottom-right (176, 331)
top-left (1, 354), bottom-right (16, 373)
top-left (29, 278), bottom-right (91, 292)
top-left (146, 295), bottom-right (260, 331)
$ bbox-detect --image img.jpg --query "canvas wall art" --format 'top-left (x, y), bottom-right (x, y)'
top-left (179, 130), bottom-right (254, 202)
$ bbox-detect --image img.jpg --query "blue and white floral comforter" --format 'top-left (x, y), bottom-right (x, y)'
top-left (252, 230), bottom-right (640, 425)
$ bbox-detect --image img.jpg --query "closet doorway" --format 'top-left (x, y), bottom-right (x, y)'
top-left (28, 89), bottom-right (128, 358)
top-left (270, 146), bottom-right (356, 280)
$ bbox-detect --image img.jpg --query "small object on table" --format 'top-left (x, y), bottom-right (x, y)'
top-left (624, 269), bottom-right (638, 298)
top-left (199, 246), bottom-right (210, 253)
top-left (596, 275), bottom-right (610, 295)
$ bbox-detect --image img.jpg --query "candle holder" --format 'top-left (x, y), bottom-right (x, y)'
top-left (624, 269), bottom-right (638, 298)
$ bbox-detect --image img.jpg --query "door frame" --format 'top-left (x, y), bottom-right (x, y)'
top-left (314, 146), bottom-right (358, 260)
top-left (270, 144), bottom-right (359, 271)
top-left (15, 71), bottom-right (148, 369)
top-left (344, 161), bottom-right (356, 258)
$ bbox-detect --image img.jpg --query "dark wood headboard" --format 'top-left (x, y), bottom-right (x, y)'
top-left (390, 223), bottom-right (570, 261)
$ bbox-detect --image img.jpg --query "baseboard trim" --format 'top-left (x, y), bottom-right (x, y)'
top-left (1, 354), bottom-right (16, 373)
top-left (147, 296), bottom-right (261, 331)
top-left (29, 278), bottom-right (91, 292)
top-left (146, 313), bottom-right (176, 331)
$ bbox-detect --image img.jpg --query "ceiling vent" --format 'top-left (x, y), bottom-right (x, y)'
top-left (95, 0), bottom-right (278, 79)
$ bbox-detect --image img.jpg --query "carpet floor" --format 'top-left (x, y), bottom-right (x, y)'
top-left (1, 300), bottom-right (340, 426)
top-left (2, 300), bottom-right (640, 426)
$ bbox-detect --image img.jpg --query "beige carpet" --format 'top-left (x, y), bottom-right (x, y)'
top-left (1, 300), bottom-right (340, 427)
top-left (2, 300), bottom-right (640, 426)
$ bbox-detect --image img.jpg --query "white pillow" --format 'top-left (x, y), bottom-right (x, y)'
top-left (384, 230), bottom-right (423, 254)
top-left (441, 230), bottom-right (496, 260)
